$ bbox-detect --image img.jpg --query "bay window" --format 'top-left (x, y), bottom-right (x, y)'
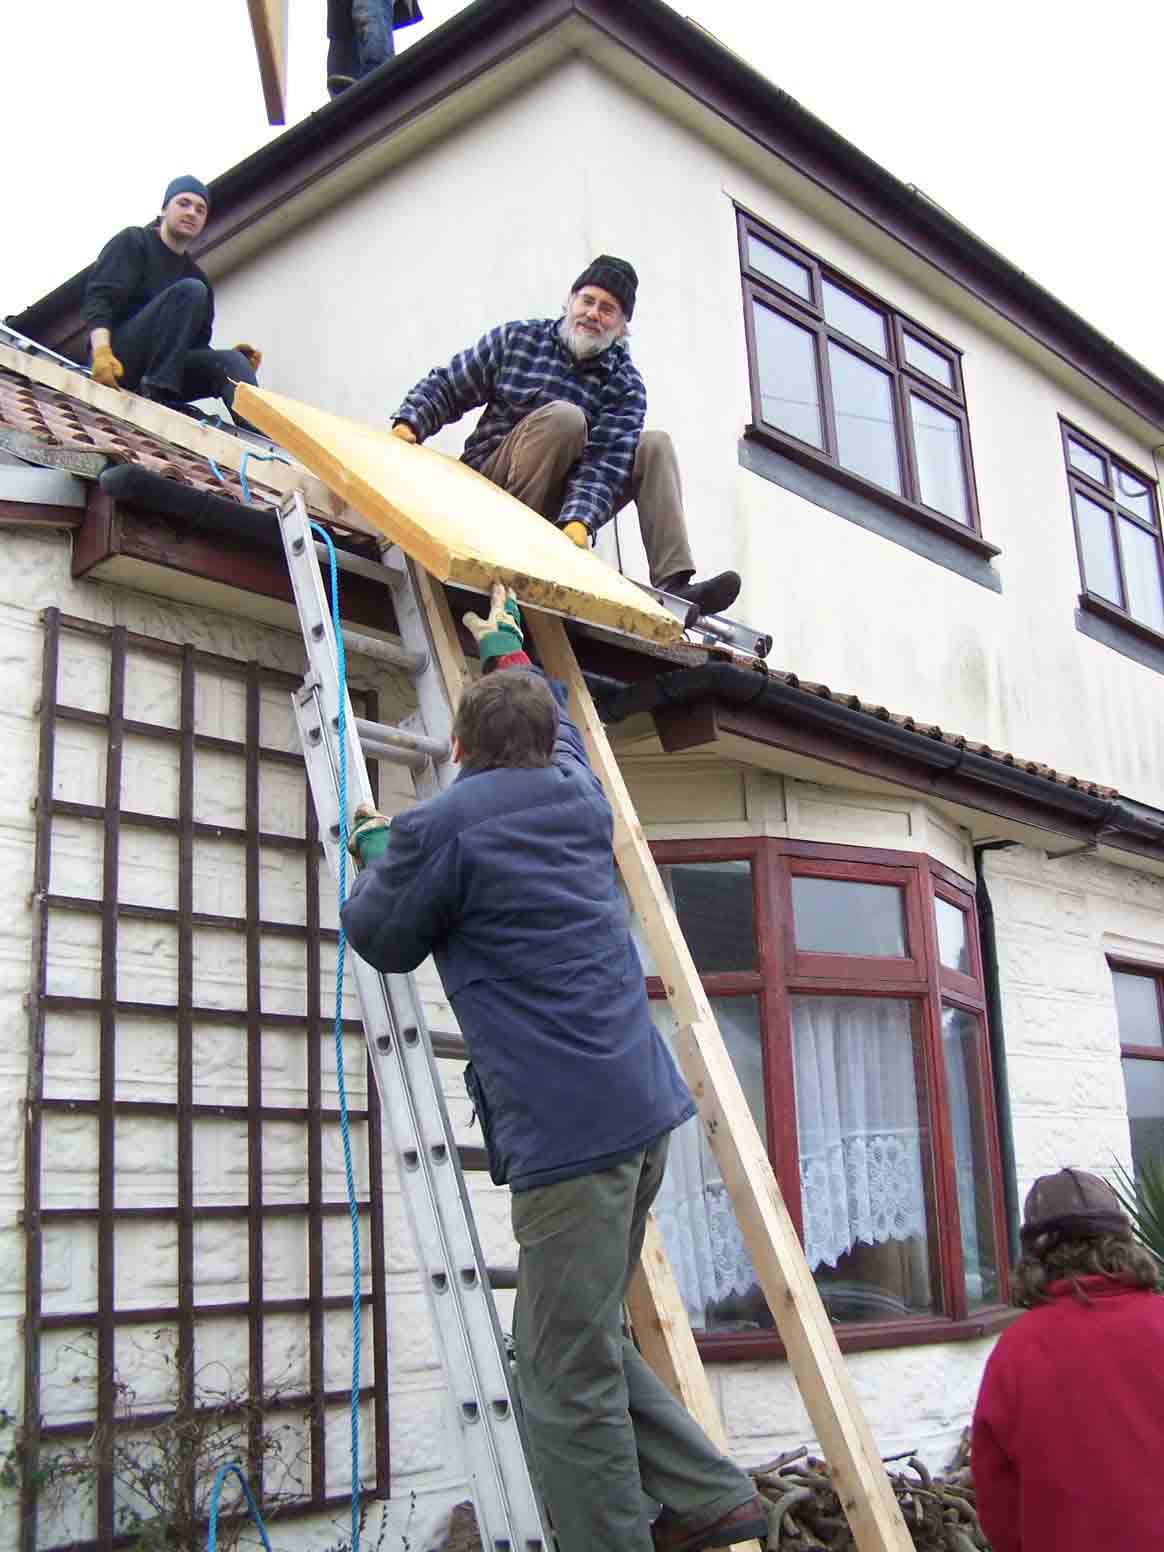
top-left (636, 840), bottom-right (1008, 1356)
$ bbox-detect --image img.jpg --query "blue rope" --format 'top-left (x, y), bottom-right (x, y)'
top-left (206, 1463), bottom-right (273, 1552)
top-left (202, 500), bottom-right (362, 1552)
top-left (238, 447), bottom-right (292, 505)
top-left (311, 519), bottom-right (362, 1552)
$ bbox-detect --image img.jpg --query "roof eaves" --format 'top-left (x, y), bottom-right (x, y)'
top-left (595, 660), bottom-right (1164, 861)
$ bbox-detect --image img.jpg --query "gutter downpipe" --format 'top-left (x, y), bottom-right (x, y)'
top-left (973, 840), bottom-right (1021, 1261)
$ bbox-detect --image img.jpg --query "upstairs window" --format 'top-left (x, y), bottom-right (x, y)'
top-left (738, 209), bottom-right (982, 539)
top-left (1063, 422), bottom-right (1164, 643)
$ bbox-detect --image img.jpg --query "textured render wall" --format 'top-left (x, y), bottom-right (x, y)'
top-left (0, 525), bottom-right (473, 1551)
top-left (982, 842), bottom-right (1157, 1191)
top-left (211, 51), bottom-right (1164, 804)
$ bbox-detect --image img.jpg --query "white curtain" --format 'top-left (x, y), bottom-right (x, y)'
top-left (792, 997), bottom-right (927, 1271)
top-left (651, 1001), bottom-right (761, 1329)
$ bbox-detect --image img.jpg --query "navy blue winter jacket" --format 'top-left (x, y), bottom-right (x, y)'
top-left (339, 676), bottom-right (694, 1191)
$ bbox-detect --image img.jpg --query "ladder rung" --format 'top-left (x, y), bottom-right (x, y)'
top-left (359, 737), bottom-right (428, 773)
top-left (486, 1266), bottom-right (518, 1291)
top-left (354, 716), bottom-right (450, 763)
top-left (458, 1145), bottom-right (491, 1173)
top-left (340, 626), bottom-right (427, 676)
top-left (431, 1033), bottom-right (469, 1060)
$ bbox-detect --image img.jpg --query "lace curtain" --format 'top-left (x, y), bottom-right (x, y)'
top-left (653, 994), bottom-right (930, 1326)
top-left (651, 1001), bottom-right (761, 1329)
top-left (792, 996), bottom-right (927, 1272)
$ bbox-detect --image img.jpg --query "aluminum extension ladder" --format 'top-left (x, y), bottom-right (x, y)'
top-left (276, 490), bottom-right (551, 1552)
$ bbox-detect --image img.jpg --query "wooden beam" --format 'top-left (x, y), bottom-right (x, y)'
top-left (0, 342), bottom-right (359, 531)
top-left (528, 609), bottom-right (913, 1552)
top-left (626, 1216), bottom-right (761, 1552)
top-left (626, 1214), bottom-right (728, 1449)
top-left (233, 383), bottom-right (685, 646)
top-left (246, 0), bottom-right (290, 124)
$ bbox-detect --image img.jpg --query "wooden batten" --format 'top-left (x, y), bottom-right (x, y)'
top-left (529, 608), bottom-right (913, 1552)
top-left (246, 0), bottom-right (290, 124)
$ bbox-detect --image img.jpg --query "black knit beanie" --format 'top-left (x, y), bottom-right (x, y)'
top-left (570, 255), bottom-right (638, 320)
top-left (162, 175), bottom-right (210, 209)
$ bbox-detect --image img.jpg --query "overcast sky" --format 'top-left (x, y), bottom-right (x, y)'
top-left (4, 1), bottom-right (1161, 374)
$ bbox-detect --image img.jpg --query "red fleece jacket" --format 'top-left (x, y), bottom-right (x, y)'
top-left (971, 1276), bottom-right (1164, 1552)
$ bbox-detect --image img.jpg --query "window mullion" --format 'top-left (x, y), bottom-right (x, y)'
top-left (815, 321), bottom-right (840, 462)
top-left (895, 371), bottom-right (922, 507)
top-left (918, 870), bottom-right (968, 1321)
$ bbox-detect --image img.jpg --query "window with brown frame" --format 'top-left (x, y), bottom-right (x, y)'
top-left (737, 208), bottom-right (982, 541)
top-left (634, 839), bottom-right (1009, 1358)
top-left (1063, 422), bottom-right (1164, 645)
top-left (1110, 960), bottom-right (1164, 1180)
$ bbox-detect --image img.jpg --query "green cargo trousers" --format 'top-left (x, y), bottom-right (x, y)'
top-left (511, 1134), bottom-right (756, 1551)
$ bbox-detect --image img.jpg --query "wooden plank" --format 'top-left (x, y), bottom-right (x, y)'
top-left (626, 1214), bottom-right (729, 1450)
top-left (0, 342), bottom-right (356, 530)
top-left (234, 383), bottom-right (684, 646)
top-left (528, 609), bottom-right (913, 1552)
top-left (421, 577), bottom-right (753, 1545)
top-left (246, 0), bottom-right (290, 124)
top-left (627, 1216), bottom-right (761, 1552)
top-left (411, 563), bottom-right (468, 711)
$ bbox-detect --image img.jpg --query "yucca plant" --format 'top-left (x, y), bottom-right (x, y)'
top-left (1110, 1155), bottom-right (1164, 1267)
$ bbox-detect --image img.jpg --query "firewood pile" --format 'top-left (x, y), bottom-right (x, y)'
top-left (751, 1435), bottom-right (987, 1551)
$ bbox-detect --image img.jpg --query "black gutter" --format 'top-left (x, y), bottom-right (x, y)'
top-left (974, 842), bottom-right (1021, 1264)
top-left (599, 661), bottom-right (1164, 859)
top-left (97, 464), bottom-right (379, 562)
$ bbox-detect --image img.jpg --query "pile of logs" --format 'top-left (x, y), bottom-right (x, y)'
top-left (751, 1436), bottom-right (987, 1551)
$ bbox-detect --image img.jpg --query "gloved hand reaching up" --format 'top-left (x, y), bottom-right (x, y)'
top-left (347, 801), bottom-right (392, 865)
top-left (462, 583), bottom-right (526, 671)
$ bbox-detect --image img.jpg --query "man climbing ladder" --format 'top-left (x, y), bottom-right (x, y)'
top-left (341, 584), bottom-right (768, 1552)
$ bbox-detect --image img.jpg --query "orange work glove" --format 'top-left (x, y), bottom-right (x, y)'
top-left (562, 521), bottom-right (589, 549)
top-left (233, 342), bottom-right (263, 372)
top-left (391, 422), bottom-right (418, 444)
top-left (90, 345), bottom-right (124, 390)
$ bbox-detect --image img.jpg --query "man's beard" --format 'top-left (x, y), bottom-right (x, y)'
top-left (559, 315), bottom-right (622, 360)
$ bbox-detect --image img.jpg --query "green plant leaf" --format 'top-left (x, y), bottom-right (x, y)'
top-left (1110, 1154), bottom-right (1164, 1266)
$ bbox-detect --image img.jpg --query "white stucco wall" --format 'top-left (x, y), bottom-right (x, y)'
top-left (209, 49), bottom-right (1164, 806)
top-left (0, 525), bottom-right (475, 1551)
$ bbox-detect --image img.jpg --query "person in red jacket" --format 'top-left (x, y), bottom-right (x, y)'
top-left (971, 1168), bottom-right (1164, 1552)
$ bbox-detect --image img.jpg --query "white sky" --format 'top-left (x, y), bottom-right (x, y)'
top-left (3, 1), bottom-right (1161, 374)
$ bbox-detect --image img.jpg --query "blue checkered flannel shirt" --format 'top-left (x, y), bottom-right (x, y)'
top-left (392, 317), bottom-right (647, 535)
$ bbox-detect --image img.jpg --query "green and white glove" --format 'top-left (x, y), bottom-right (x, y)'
top-left (462, 582), bottom-right (525, 671)
top-left (347, 801), bottom-right (392, 864)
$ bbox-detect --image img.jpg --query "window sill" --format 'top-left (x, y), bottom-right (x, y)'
top-left (1076, 592), bottom-right (1164, 675)
top-left (695, 1303), bottom-right (1017, 1362)
top-left (740, 424), bottom-right (1002, 592)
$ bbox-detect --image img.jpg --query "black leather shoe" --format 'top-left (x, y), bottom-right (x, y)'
top-left (652, 1494), bottom-right (769, 1552)
top-left (664, 570), bottom-right (741, 619)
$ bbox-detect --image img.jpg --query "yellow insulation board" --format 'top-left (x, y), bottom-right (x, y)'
top-left (235, 384), bottom-right (683, 646)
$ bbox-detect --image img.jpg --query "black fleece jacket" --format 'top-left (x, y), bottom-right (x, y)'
top-left (82, 224), bottom-right (213, 344)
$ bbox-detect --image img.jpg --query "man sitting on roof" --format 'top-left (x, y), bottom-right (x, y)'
top-left (82, 176), bottom-right (262, 430)
top-left (390, 256), bottom-right (741, 621)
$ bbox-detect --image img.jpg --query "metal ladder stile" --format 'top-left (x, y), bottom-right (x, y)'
top-left (276, 491), bottom-right (551, 1552)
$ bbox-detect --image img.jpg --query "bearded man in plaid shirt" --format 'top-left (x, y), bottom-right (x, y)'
top-left (390, 256), bottom-right (740, 621)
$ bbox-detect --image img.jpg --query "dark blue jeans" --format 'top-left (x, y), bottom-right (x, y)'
top-left (327, 0), bottom-right (395, 86)
top-left (111, 278), bottom-right (258, 424)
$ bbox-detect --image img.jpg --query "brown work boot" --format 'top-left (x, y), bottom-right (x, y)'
top-left (651, 1494), bottom-right (768, 1552)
